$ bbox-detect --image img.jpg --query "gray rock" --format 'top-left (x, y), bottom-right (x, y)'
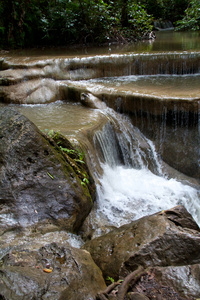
top-left (0, 107), bottom-right (93, 232)
top-left (83, 205), bottom-right (200, 285)
top-left (0, 242), bottom-right (106, 300)
top-left (151, 264), bottom-right (200, 299)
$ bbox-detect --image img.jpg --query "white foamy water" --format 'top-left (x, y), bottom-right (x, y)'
top-left (96, 165), bottom-right (200, 228)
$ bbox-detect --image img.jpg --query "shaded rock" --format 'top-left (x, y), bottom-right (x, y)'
top-left (0, 242), bottom-right (106, 300)
top-left (160, 125), bottom-right (200, 179)
top-left (95, 263), bottom-right (194, 300)
top-left (0, 107), bottom-right (93, 232)
top-left (83, 205), bottom-right (200, 281)
top-left (132, 267), bottom-right (191, 300)
top-left (150, 264), bottom-right (200, 299)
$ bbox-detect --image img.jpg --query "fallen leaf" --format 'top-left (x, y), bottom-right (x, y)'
top-left (43, 268), bottom-right (53, 273)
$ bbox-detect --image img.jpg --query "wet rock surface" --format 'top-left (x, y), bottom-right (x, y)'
top-left (129, 266), bottom-right (198, 300)
top-left (147, 264), bottom-right (200, 299)
top-left (96, 264), bottom-right (199, 300)
top-left (160, 125), bottom-right (200, 179)
top-left (0, 107), bottom-right (105, 299)
top-left (0, 107), bottom-right (93, 232)
top-left (0, 241), bottom-right (106, 300)
top-left (84, 206), bottom-right (200, 299)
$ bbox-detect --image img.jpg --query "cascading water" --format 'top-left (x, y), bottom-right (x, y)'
top-left (91, 108), bottom-right (200, 234)
top-left (2, 101), bottom-right (198, 238)
top-left (93, 108), bottom-right (163, 173)
top-left (0, 32), bottom-right (199, 239)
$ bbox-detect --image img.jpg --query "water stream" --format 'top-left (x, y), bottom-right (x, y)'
top-left (0, 31), bottom-right (200, 237)
top-left (89, 108), bottom-right (200, 235)
top-left (1, 101), bottom-right (199, 236)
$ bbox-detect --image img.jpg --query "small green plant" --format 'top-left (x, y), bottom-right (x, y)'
top-left (59, 146), bottom-right (76, 156)
top-left (44, 128), bottom-right (90, 188)
top-left (60, 146), bottom-right (85, 164)
top-left (81, 173), bottom-right (89, 187)
top-left (106, 276), bottom-right (115, 284)
top-left (44, 129), bottom-right (60, 140)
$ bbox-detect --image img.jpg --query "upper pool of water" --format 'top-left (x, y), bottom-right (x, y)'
top-left (2, 31), bottom-right (200, 58)
top-left (0, 101), bottom-right (102, 140)
top-left (83, 74), bottom-right (200, 99)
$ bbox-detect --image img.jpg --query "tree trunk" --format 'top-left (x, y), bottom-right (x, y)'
top-left (121, 0), bottom-right (128, 27)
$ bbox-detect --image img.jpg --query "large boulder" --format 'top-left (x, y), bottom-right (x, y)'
top-left (0, 107), bottom-right (93, 232)
top-left (0, 241), bottom-right (106, 300)
top-left (83, 205), bottom-right (200, 281)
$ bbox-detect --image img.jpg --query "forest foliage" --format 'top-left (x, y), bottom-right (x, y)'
top-left (0, 0), bottom-right (199, 48)
top-left (175, 0), bottom-right (200, 31)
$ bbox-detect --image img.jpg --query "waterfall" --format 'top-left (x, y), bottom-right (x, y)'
top-left (154, 20), bottom-right (174, 31)
top-left (90, 108), bottom-right (200, 235)
top-left (1, 43), bottom-right (199, 237)
top-left (94, 108), bottom-right (163, 174)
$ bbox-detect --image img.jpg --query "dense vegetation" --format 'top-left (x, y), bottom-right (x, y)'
top-left (175, 0), bottom-right (200, 31)
top-left (0, 0), bottom-right (199, 48)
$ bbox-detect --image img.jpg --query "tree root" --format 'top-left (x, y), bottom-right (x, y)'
top-left (97, 266), bottom-right (147, 300)
top-left (96, 293), bottom-right (108, 300)
top-left (117, 266), bottom-right (146, 300)
top-left (97, 280), bottom-right (121, 300)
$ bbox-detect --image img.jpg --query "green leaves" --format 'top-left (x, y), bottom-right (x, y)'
top-left (0, 0), bottom-right (155, 47)
top-left (128, 2), bottom-right (153, 33)
top-left (81, 174), bottom-right (89, 187)
top-left (59, 146), bottom-right (85, 165)
top-left (175, 0), bottom-right (200, 31)
top-left (106, 276), bottom-right (115, 283)
top-left (59, 146), bottom-right (76, 156)
top-left (43, 129), bottom-right (90, 189)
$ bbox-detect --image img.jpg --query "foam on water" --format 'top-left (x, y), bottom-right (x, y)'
top-left (96, 165), bottom-right (200, 228)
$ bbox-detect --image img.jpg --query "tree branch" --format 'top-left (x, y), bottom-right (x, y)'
top-left (117, 266), bottom-right (146, 300)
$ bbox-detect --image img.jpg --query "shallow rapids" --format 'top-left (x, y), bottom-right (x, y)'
top-left (92, 108), bottom-right (200, 234)
top-left (96, 165), bottom-right (200, 228)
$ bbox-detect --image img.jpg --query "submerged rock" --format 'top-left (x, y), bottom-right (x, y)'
top-left (0, 242), bottom-right (106, 300)
top-left (80, 92), bottom-right (107, 109)
top-left (83, 205), bottom-right (200, 298)
top-left (0, 107), bottom-right (93, 232)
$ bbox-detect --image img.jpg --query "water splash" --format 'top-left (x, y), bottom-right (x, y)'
top-left (92, 108), bottom-right (200, 232)
top-left (96, 165), bottom-right (200, 228)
